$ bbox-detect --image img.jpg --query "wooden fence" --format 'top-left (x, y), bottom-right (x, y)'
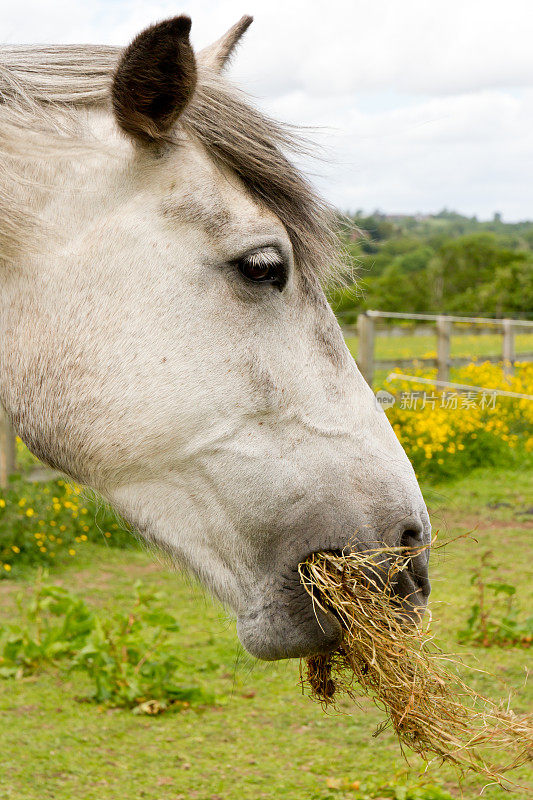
top-left (355, 311), bottom-right (533, 387)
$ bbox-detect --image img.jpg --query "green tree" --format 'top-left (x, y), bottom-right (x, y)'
top-left (430, 233), bottom-right (526, 313)
top-left (477, 258), bottom-right (533, 316)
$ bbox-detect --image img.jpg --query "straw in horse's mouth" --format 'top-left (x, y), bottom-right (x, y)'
top-left (302, 547), bottom-right (421, 629)
top-left (298, 547), bottom-right (533, 789)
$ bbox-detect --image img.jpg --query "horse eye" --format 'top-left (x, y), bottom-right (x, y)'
top-left (239, 260), bottom-right (272, 281)
top-left (236, 248), bottom-right (285, 287)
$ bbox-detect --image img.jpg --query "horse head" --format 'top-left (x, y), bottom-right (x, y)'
top-left (0, 15), bottom-right (430, 660)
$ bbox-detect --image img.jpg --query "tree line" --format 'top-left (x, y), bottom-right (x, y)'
top-left (329, 210), bottom-right (533, 322)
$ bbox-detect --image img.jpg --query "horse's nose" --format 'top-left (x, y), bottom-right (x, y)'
top-left (397, 513), bottom-right (430, 549)
top-left (392, 513), bottom-right (432, 604)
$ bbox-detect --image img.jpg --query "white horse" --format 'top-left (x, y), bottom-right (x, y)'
top-left (0, 15), bottom-right (430, 659)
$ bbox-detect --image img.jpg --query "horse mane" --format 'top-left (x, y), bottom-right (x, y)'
top-left (0, 44), bottom-right (344, 284)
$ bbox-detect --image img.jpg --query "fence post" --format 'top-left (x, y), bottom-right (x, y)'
top-left (0, 406), bottom-right (16, 488)
top-left (357, 313), bottom-right (375, 387)
top-left (436, 315), bottom-right (451, 383)
top-left (502, 319), bottom-right (515, 376)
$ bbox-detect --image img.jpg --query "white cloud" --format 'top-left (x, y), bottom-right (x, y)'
top-left (1, 0), bottom-right (532, 219)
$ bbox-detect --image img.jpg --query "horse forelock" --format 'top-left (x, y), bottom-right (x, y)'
top-left (0, 43), bottom-right (346, 286)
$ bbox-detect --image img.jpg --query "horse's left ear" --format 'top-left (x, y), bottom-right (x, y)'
top-left (198, 15), bottom-right (253, 72)
top-left (112, 16), bottom-right (197, 144)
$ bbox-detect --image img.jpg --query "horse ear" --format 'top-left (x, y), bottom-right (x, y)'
top-left (198, 15), bottom-right (253, 73)
top-left (112, 16), bottom-right (197, 144)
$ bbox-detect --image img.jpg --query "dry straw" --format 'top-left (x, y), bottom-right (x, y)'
top-left (298, 547), bottom-right (533, 787)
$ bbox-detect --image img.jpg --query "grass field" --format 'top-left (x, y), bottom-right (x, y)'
top-left (1, 467), bottom-right (532, 800)
top-left (344, 332), bottom-right (533, 363)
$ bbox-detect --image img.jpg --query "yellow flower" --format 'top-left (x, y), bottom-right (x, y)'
top-left (68, 548), bottom-right (76, 556)
top-left (11, 545), bottom-right (20, 553)
top-left (26, 508), bottom-right (34, 517)
top-left (0, 499), bottom-right (5, 508)
top-left (384, 361), bottom-right (532, 476)
top-left (3, 563), bottom-right (11, 571)
top-left (18, 498), bottom-right (26, 507)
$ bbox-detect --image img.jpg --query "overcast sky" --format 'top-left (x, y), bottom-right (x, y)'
top-left (3, 0), bottom-right (532, 220)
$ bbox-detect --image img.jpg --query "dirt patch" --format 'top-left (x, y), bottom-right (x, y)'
top-left (0, 580), bottom-right (20, 614)
top-left (430, 512), bottom-right (533, 536)
top-left (0, 581), bottom-right (17, 597)
top-left (71, 558), bottom-right (164, 587)
top-left (3, 704), bottom-right (41, 715)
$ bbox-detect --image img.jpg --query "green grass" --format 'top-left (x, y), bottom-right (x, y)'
top-left (344, 332), bottom-right (533, 363)
top-left (0, 467), bottom-right (532, 800)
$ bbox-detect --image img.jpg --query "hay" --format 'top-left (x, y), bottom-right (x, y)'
top-left (299, 548), bottom-right (533, 787)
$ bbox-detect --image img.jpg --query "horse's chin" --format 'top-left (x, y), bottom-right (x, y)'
top-left (236, 600), bottom-right (343, 661)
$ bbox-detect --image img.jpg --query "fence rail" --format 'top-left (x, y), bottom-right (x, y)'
top-left (363, 310), bottom-right (533, 326)
top-left (356, 311), bottom-right (531, 386)
top-left (359, 353), bottom-right (533, 372)
top-left (386, 372), bottom-right (533, 400)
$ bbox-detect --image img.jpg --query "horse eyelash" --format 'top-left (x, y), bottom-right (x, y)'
top-left (241, 247), bottom-right (284, 269)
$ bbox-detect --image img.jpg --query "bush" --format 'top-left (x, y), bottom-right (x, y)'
top-left (0, 577), bottom-right (212, 713)
top-left (0, 581), bottom-right (95, 676)
top-left (384, 361), bottom-right (533, 481)
top-left (73, 581), bottom-right (211, 711)
top-left (313, 776), bottom-right (456, 799)
top-left (0, 474), bottom-right (134, 577)
top-left (459, 551), bottom-right (533, 648)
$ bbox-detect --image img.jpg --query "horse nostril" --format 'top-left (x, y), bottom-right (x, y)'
top-left (397, 521), bottom-right (431, 601)
top-left (400, 527), bottom-right (425, 549)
